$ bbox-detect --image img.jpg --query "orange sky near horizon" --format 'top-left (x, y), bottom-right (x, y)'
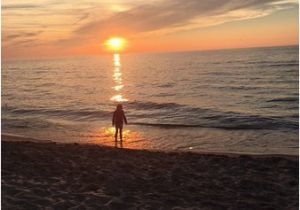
top-left (2, 0), bottom-right (299, 60)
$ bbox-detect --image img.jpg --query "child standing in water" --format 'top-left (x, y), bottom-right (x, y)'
top-left (112, 104), bottom-right (128, 142)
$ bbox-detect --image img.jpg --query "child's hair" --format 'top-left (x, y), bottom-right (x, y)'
top-left (116, 104), bottom-right (123, 110)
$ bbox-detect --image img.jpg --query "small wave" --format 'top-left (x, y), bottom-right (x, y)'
top-left (245, 60), bottom-right (298, 65)
top-left (126, 101), bottom-right (183, 110)
top-left (156, 83), bottom-right (175, 88)
top-left (220, 85), bottom-right (258, 91)
top-left (130, 122), bottom-right (201, 128)
top-left (3, 106), bottom-right (111, 120)
top-left (2, 118), bottom-right (51, 129)
top-left (153, 93), bottom-right (176, 97)
top-left (241, 60), bottom-right (299, 69)
top-left (267, 63), bottom-right (298, 67)
top-left (130, 119), bottom-right (298, 130)
top-left (288, 114), bottom-right (299, 119)
top-left (267, 97), bottom-right (298, 103)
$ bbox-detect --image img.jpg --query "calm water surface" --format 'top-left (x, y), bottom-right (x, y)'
top-left (2, 46), bottom-right (299, 155)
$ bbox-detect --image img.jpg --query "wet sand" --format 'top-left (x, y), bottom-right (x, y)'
top-left (2, 137), bottom-right (298, 210)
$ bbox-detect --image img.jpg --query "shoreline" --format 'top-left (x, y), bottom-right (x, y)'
top-left (2, 135), bottom-right (298, 209)
top-left (2, 133), bottom-right (298, 159)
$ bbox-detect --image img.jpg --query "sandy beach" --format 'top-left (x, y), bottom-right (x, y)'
top-left (2, 136), bottom-right (298, 210)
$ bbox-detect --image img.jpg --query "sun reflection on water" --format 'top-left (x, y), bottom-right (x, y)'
top-left (91, 127), bottom-right (145, 149)
top-left (114, 84), bottom-right (124, 91)
top-left (111, 53), bottom-right (128, 102)
top-left (111, 94), bottom-right (127, 102)
top-left (113, 54), bottom-right (121, 67)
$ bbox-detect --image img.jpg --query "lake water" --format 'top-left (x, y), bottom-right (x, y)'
top-left (2, 46), bottom-right (299, 155)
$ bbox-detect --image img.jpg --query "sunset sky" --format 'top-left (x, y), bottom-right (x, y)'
top-left (2, 0), bottom-right (299, 60)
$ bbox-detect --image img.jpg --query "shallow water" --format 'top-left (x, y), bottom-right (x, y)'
top-left (2, 46), bottom-right (299, 155)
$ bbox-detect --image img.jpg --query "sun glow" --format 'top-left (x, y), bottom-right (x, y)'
top-left (105, 37), bottom-right (126, 52)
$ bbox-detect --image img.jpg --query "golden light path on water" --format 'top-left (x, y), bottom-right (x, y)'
top-left (110, 53), bottom-right (128, 102)
top-left (92, 53), bottom-right (146, 149)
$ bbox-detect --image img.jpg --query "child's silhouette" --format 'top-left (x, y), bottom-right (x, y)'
top-left (112, 104), bottom-right (127, 142)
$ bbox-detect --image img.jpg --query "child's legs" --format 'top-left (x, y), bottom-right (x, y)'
top-left (114, 127), bottom-right (119, 140)
top-left (119, 127), bottom-right (123, 140)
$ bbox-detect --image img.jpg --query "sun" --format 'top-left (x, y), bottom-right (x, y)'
top-left (105, 37), bottom-right (126, 52)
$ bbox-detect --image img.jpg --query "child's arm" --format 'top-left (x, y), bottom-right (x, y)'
top-left (123, 111), bottom-right (128, 124)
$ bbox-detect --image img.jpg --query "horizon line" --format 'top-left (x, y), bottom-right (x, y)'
top-left (3, 44), bottom-right (299, 62)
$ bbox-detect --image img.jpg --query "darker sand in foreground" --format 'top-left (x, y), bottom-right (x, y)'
top-left (2, 139), bottom-right (298, 210)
